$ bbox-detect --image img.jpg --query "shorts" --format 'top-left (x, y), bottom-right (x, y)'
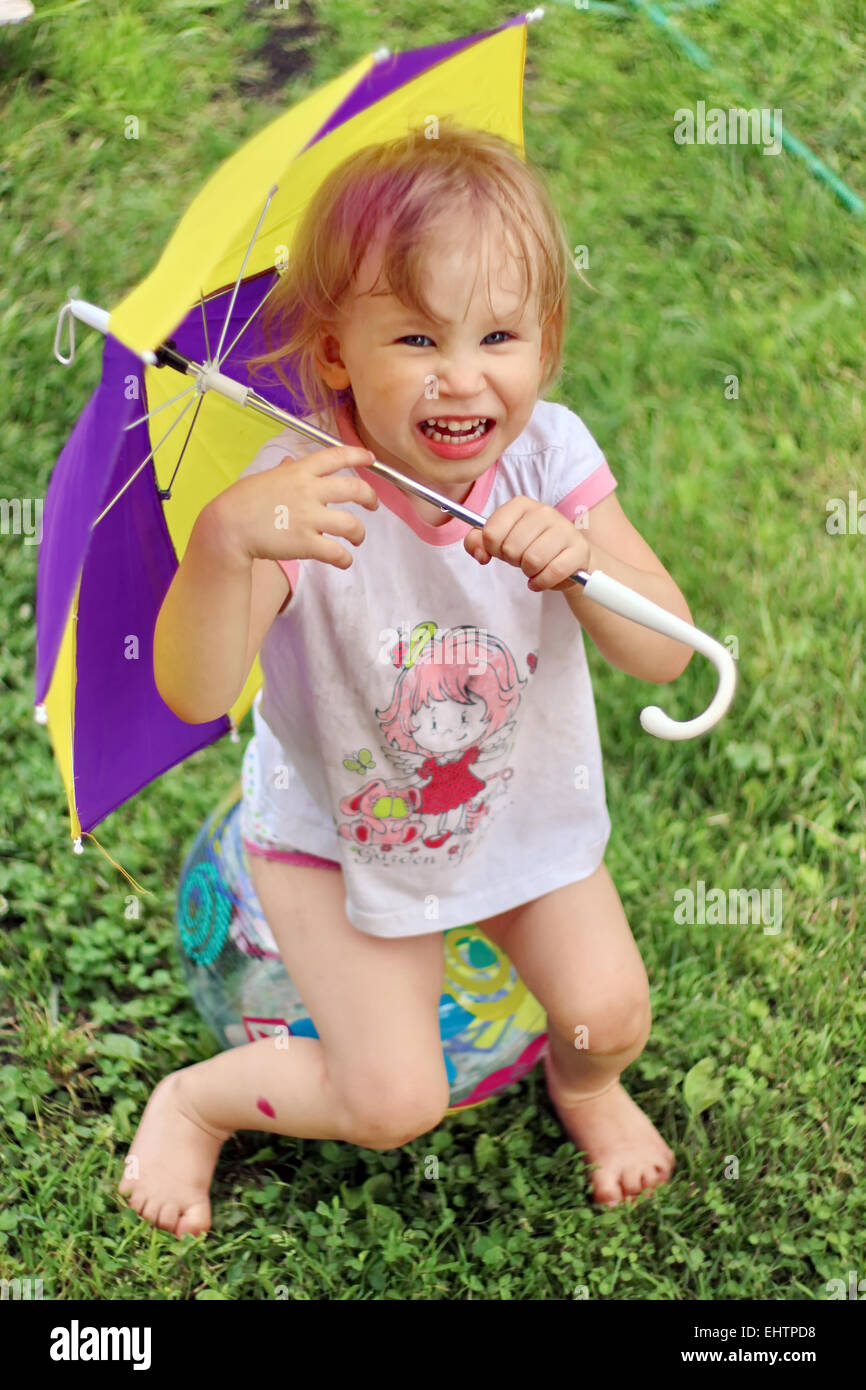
top-left (240, 734), bottom-right (340, 871)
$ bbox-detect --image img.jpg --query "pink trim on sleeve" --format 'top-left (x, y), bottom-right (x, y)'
top-left (554, 459), bottom-right (617, 522)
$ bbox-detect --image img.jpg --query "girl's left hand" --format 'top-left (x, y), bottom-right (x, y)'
top-left (464, 496), bottom-right (591, 592)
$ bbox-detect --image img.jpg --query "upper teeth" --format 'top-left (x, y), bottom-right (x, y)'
top-left (422, 417), bottom-right (487, 431)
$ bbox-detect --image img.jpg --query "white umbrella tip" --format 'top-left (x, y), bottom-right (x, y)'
top-left (526, 7), bottom-right (545, 22)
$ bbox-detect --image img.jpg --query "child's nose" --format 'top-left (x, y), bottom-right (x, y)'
top-left (434, 358), bottom-right (487, 397)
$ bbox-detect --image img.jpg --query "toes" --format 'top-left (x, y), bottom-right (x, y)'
top-left (118, 1162), bottom-right (138, 1197)
top-left (639, 1149), bottom-right (675, 1192)
top-left (592, 1153), bottom-right (675, 1206)
top-left (125, 1187), bottom-right (147, 1216)
top-left (141, 1198), bottom-right (163, 1226)
top-left (640, 1166), bottom-right (666, 1193)
top-left (155, 1201), bottom-right (180, 1233)
top-left (620, 1164), bottom-right (646, 1197)
top-left (654, 1149), bottom-right (676, 1181)
top-left (176, 1201), bottom-right (211, 1239)
top-left (120, 1190), bottom-right (209, 1236)
top-left (590, 1169), bottom-right (623, 1207)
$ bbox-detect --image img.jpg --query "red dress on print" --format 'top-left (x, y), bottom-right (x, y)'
top-left (418, 745), bottom-right (485, 815)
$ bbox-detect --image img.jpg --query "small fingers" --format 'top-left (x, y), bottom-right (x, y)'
top-left (526, 546), bottom-right (580, 590)
top-left (478, 507), bottom-right (551, 570)
top-left (320, 474), bottom-right (380, 511)
top-left (312, 537), bottom-right (353, 569)
top-left (481, 526), bottom-right (558, 583)
top-left (310, 446), bottom-right (376, 475)
top-left (319, 506), bottom-right (366, 546)
top-left (465, 528), bottom-right (492, 564)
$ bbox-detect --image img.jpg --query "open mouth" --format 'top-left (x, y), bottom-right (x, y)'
top-left (417, 417), bottom-right (495, 443)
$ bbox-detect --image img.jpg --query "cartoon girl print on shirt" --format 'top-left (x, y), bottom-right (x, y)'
top-left (370, 623), bottom-right (529, 850)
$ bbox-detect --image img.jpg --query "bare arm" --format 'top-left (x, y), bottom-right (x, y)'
top-left (153, 503), bottom-right (288, 724)
top-left (153, 442), bottom-right (378, 722)
top-left (564, 492), bottom-right (694, 683)
top-left (466, 486), bottom-right (696, 684)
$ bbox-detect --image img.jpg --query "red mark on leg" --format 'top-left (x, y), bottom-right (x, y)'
top-left (256, 1097), bottom-right (276, 1119)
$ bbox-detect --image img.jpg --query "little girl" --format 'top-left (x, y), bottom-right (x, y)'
top-left (121, 121), bottom-right (693, 1238)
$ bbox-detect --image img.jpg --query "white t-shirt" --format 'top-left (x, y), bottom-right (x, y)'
top-left (236, 396), bottom-right (618, 938)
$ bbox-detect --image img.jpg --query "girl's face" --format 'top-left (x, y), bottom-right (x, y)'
top-left (410, 693), bottom-right (488, 755)
top-left (314, 213), bottom-right (547, 502)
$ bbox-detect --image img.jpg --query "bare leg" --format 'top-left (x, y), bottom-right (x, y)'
top-left (119, 857), bottom-right (447, 1237)
top-left (479, 862), bottom-right (675, 1207)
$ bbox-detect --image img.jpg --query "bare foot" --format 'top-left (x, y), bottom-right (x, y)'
top-left (544, 1054), bottom-right (675, 1207)
top-left (118, 1071), bottom-right (232, 1237)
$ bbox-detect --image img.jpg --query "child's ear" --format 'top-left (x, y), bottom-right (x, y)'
top-left (314, 326), bottom-right (350, 390)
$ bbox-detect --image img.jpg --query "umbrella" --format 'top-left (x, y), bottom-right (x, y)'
top-left (37, 8), bottom-right (736, 874)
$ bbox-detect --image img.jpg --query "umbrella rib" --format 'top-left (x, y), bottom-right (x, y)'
top-left (123, 382), bottom-right (198, 432)
top-left (159, 392), bottom-right (206, 499)
top-left (97, 247), bottom-right (277, 531)
top-left (91, 394), bottom-right (199, 528)
top-left (108, 194), bottom-right (279, 526)
top-left (214, 273), bottom-right (281, 369)
top-left (213, 183), bottom-right (279, 368)
top-left (198, 288), bottom-right (212, 367)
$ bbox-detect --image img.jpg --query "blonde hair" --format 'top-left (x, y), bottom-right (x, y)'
top-left (243, 118), bottom-right (574, 418)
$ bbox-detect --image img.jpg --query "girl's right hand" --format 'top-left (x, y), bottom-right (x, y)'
top-left (208, 445), bottom-right (380, 571)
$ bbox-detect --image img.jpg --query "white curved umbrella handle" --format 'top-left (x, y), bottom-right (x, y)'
top-left (580, 570), bottom-right (737, 740)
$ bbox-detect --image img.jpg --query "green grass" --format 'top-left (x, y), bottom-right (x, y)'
top-left (1, 0), bottom-right (865, 1300)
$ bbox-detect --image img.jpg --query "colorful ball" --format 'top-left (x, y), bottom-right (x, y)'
top-left (175, 785), bottom-right (548, 1113)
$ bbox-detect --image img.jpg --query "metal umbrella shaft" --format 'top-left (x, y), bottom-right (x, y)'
top-left (57, 304), bottom-right (737, 740)
top-left (154, 339), bottom-right (501, 531)
top-left (152, 338), bottom-right (737, 741)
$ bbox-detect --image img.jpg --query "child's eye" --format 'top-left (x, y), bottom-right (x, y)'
top-left (397, 332), bottom-right (514, 347)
